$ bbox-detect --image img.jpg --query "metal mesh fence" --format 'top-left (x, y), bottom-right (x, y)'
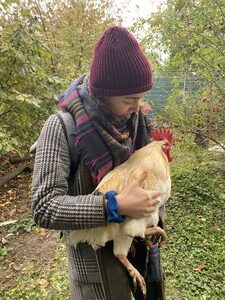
top-left (145, 75), bottom-right (202, 113)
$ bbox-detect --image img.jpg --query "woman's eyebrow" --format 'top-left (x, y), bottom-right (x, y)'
top-left (124, 96), bottom-right (140, 100)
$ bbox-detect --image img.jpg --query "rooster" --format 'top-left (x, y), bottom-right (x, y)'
top-left (68, 128), bottom-right (173, 296)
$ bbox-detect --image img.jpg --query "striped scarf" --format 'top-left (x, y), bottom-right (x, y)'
top-left (59, 75), bottom-right (153, 185)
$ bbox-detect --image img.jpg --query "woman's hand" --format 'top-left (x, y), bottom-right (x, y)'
top-left (115, 171), bottom-right (160, 218)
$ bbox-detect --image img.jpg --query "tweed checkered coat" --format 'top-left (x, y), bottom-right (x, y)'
top-left (31, 114), bottom-right (132, 300)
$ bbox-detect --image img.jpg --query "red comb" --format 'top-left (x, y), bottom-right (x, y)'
top-left (151, 128), bottom-right (173, 145)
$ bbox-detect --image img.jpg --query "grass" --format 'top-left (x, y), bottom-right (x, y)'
top-left (161, 140), bottom-right (225, 299)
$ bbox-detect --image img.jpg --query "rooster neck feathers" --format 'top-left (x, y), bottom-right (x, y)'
top-left (128, 141), bottom-right (170, 181)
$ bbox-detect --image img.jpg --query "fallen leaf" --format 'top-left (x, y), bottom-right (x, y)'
top-left (0, 202), bottom-right (11, 208)
top-left (35, 278), bottom-right (49, 288)
top-left (12, 263), bottom-right (22, 271)
top-left (37, 227), bottom-right (48, 237)
top-left (213, 223), bottom-right (221, 230)
top-left (5, 272), bottom-right (15, 279)
top-left (193, 263), bottom-right (206, 272)
top-left (1, 237), bottom-right (9, 244)
top-left (9, 209), bottom-right (16, 217)
top-left (196, 215), bottom-right (206, 222)
top-left (6, 233), bottom-right (15, 238)
top-left (7, 189), bottom-right (15, 195)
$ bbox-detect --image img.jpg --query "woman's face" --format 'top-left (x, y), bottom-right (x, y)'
top-left (104, 92), bottom-right (146, 119)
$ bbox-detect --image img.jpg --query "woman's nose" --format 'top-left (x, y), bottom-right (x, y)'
top-left (132, 101), bottom-right (140, 112)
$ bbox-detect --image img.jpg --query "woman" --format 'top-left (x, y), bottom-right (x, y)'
top-left (31, 26), bottom-right (164, 300)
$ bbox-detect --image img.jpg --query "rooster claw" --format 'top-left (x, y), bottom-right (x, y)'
top-left (128, 266), bottom-right (146, 297)
top-left (145, 226), bottom-right (168, 245)
top-left (116, 254), bottom-right (146, 297)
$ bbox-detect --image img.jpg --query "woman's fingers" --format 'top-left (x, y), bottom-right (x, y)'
top-left (146, 190), bottom-right (160, 200)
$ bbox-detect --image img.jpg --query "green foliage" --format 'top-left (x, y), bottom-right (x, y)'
top-left (0, 2), bottom-right (64, 154)
top-left (161, 88), bottom-right (225, 141)
top-left (0, 0), bottom-right (122, 155)
top-left (0, 129), bottom-right (20, 153)
top-left (135, 0), bottom-right (225, 142)
top-left (161, 139), bottom-right (225, 299)
top-left (8, 218), bottom-right (35, 233)
top-left (0, 246), bottom-right (13, 262)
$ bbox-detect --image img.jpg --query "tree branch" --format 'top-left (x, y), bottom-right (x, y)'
top-left (177, 127), bottom-right (225, 150)
top-left (34, 0), bottom-right (56, 74)
top-left (190, 31), bottom-right (224, 56)
top-left (0, 104), bottom-right (16, 118)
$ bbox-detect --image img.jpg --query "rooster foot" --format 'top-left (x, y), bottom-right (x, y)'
top-left (116, 254), bottom-right (146, 297)
top-left (145, 226), bottom-right (168, 244)
top-left (128, 265), bottom-right (146, 298)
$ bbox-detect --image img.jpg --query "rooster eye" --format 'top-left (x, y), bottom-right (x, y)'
top-left (163, 142), bottom-right (170, 149)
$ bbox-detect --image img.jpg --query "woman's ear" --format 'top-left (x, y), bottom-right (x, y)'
top-left (139, 101), bottom-right (152, 115)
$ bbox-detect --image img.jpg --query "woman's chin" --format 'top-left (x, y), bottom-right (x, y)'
top-left (122, 114), bottom-right (131, 119)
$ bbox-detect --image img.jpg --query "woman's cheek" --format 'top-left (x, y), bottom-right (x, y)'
top-left (119, 105), bottom-right (128, 115)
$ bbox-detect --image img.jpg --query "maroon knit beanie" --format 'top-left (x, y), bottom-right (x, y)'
top-left (89, 26), bottom-right (153, 97)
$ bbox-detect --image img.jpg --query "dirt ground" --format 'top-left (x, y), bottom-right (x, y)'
top-left (0, 156), bottom-right (64, 296)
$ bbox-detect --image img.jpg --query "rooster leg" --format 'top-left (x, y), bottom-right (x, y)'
top-left (145, 226), bottom-right (168, 243)
top-left (116, 254), bottom-right (146, 297)
top-left (113, 235), bottom-right (146, 297)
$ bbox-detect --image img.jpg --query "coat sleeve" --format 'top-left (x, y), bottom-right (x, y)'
top-left (31, 114), bottom-right (106, 230)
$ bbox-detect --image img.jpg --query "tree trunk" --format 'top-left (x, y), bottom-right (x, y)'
top-left (194, 129), bottom-right (209, 148)
top-left (0, 162), bottom-right (34, 187)
top-left (9, 155), bottom-right (32, 164)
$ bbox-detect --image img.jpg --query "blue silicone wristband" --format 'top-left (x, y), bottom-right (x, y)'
top-left (105, 191), bottom-right (125, 223)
